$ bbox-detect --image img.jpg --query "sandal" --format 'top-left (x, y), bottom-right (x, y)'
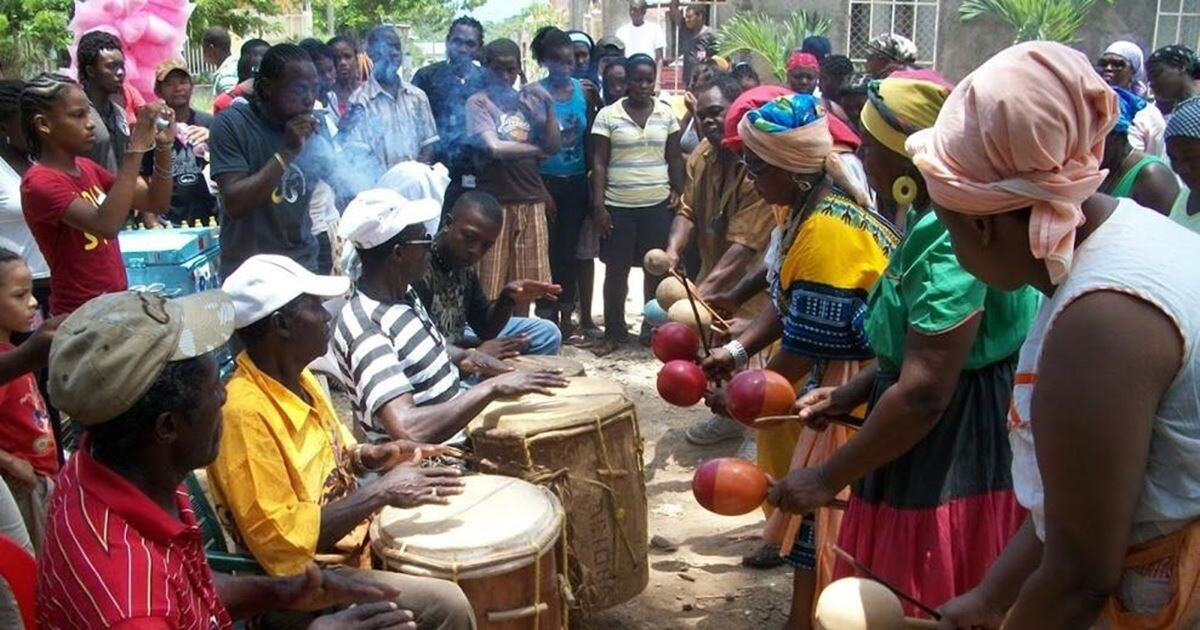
top-left (589, 337), bottom-right (626, 357)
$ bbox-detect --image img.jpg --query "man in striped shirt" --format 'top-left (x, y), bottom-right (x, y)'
top-left (36, 291), bottom-right (420, 629)
top-left (334, 189), bottom-right (567, 444)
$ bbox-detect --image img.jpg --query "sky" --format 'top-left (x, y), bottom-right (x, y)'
top-left (470, 0), bottom-right (537, 23)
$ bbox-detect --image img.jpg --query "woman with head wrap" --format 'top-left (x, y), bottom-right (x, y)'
top-left (701, 92), bottom-right (898, 629)
top-left (1148, 44), bottom-right (1200, 116)
top-left (1099, 40), bottom-right (1149, 96)
top-left (1165, 96), bottom-right (1200, 233)
top-left (865, 33), bottom-right (918, 79)
top-left (786, 52), bottom-right (821, 95)
top-left (911, 42), bottom-right (1200, 629)
top-left (800, 35), bottom-right (832, 61)
top-left (1097, 86), bottom-right (1177, 215)
top-left (781, 69), bottom-right (1041, 621)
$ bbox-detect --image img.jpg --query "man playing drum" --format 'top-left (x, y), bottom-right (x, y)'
top-left (208, 254), bottom-right (477, 629)
top-left (332, 190), bottom-right (568, 444)
top-left (413, 191), bottom-right (564, 361)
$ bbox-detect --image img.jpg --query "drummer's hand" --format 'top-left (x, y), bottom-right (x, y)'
top-left (276, 563), bottom-right (400, 613)
top-left (502, 279), bottom-right (561, 303)
top-left (363, 440), bottom-right (452, 470)
top-left (477, 336), bottom-right (529, 360)
top-left (700, 346), bottom-right (735, 382)
top-left (309, 602), bottom-right (416, 630)
top-left (460, 349), bottom-right (513, 377)
top-left (766, 466), bottom-right (841, 516)
top-left (936, 588), bottom-right (1006, 630)
top-left (376, 464), bottom-right (465, 509)
top-left (794, 386), bottom-right (848, 431)
top-left (488, 370), bottom-right (569, 397)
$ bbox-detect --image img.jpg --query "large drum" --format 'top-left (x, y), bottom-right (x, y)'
top-left (504, 355), bottom-right (586, 377)
top-left (468, 378), bottom-right (649, 615)
top-left (372, 475), bottom-right (566, 629)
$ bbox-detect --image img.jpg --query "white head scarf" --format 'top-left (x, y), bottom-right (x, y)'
top-left (1105, 40), bottom-right (1148, 97)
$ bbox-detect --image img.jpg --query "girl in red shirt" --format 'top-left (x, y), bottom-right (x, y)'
top-left (18, 73), bottom-right (176, 315)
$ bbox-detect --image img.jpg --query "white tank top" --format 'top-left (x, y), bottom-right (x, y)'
top-left (1010, 199), bottom-right (1200, 544)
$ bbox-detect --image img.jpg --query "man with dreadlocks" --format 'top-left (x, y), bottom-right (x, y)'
top-left (75, 31), bottom-right (131, 172)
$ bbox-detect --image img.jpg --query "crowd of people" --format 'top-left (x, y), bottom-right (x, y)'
top-left (1, 1), bottom-right (1200, 628)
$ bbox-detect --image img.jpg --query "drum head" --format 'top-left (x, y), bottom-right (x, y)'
top-left (468, 377), bottom-right (632, 436)
top-left (504, 355), bottom-right (586, 377)
top-left (372, 475), bottom-right (563, 580)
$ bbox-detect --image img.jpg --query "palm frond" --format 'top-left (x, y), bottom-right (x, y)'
top-left (717, 10), bottom-right (831, 81)
top-left (960, 0), bottom-right (1113, 43)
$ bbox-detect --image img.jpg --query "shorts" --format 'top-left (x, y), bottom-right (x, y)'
top-left (477, 200), bottom-right (551, 300)
top-left (783, 514), bottom-right (817, 570)
top-left (599, 201), bottom-right (673, 267)
top-left (576, 214), bottom-right (600, 260)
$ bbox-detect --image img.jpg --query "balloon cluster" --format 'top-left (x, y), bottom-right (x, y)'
top-left (71, 0), bottom-right (196, 102)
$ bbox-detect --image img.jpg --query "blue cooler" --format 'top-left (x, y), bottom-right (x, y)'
top-left (118, 227), bottom-right (233, 375)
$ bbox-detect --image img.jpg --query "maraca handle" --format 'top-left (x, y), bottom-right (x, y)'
top-left (905, 618), bottom-right (939, 629)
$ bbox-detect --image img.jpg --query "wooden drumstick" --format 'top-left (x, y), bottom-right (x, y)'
top-left (676, 267), bottom-right (713, 356)
top-left (832, 546), bottom-right (943, 620)
top-left (669, 269), bottom-right (732, 328)
top-left (753, 415), bottom-right (863, 430)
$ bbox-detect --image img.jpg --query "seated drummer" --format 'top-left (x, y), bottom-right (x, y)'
top-left (209, 254), bottom-right (477, 629)
top-left (332, 190), bottom-right (568, 444)
top-left (413, 191), bottom-right (564, 359)
top-left (36, 290), bottom-right (423, 629)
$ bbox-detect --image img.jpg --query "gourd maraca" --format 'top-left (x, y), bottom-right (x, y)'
top-left (692, 457), bottom-right (769, 515)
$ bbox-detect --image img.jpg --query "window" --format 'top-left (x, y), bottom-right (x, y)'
top-left (848, 0), bottom-right (940, 66)
top-left (1154, 0), bottom-right (1200, 51)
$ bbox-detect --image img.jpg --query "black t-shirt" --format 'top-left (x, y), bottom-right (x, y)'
top-left (141, 109), bottom-right (217, 226)
top-left (411, 60), bottom-right (486, 174)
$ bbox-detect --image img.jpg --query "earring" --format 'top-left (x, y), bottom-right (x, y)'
top-left (892, 175), bottom-right (918, 206)
top-left (792, 175), bottom-right (813, 193)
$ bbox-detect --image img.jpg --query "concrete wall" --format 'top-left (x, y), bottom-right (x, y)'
top-left (595, 0), bottom-right (1158, 84)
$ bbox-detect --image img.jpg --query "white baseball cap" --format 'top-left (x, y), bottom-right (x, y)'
top-left (223, 254), bottom-right (350, 329)
top-left (338, 188), bottom-right (442, 250)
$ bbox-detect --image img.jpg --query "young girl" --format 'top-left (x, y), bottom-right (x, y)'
top-left (0, 248), bottom-right (56, 552)
top-left (19, 73), bottom-right (175, 316)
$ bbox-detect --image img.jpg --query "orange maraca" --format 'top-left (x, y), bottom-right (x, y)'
top-left (726, 369), bottom-right (796, 427)
top-left (692, 457), bottom-right (770, 515)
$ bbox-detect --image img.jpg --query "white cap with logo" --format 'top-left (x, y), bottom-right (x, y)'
top-left (222, 254), bottom-right (350, 329)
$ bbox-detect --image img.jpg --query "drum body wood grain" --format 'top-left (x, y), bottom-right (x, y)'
top-left (372, 475), bottom-right (566, 629)
top-left (468, 378), bottom-right (649, 616)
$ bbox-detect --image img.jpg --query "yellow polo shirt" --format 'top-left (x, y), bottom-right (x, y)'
top-left (207, 352), bottom-right (367, 576)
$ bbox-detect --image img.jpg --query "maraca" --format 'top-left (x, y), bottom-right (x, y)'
top-left (643, 248), bottom-right (672, 276)
top-left (654, 275), bottom-right (696, 309)
top-left (692, 457), bottom-right (769, 515)
top-left (726, 369), bottom-right (796, 427)
top-left (643, 299), bottom-right (669, 327)
top-left (815, 578), bottom-right (938, 629)
top-left (651, 322), bottom-right (700, 363)
top-left (656, 360), bottom-right (706, 407)
top-left (667, 299), bottom-right (712, 333)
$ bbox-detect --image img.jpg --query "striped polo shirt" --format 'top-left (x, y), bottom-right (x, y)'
top-left (36, 443), bottom-right (232, 629)
top-left (592, 98), bottom-right (681, 208)
top-left (333, 288), bottom-right (460, 442)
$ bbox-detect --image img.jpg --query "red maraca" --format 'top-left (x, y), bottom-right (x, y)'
top-left (657, 359), bottom-right (707, 407)
top-left (726, 369), bottom-right (797, 427)
top-left (692, 457), bottom-right (769, 515)
top-left (651, 322), bottom-right (700, 363)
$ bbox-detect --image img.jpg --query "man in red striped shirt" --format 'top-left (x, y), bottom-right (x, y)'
top-left (35, 290), bottom-right (418, 629)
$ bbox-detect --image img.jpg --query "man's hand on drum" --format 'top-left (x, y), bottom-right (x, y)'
top-left (376, 464), bottom-right (465, 508)
top-left (488, 370), bottom-right (569, 397)
top-left (766, 466), bottom-right (841, 516)
top-left (477, 336), bottom-right (530, 360)
top-left (307, 601), bottom-right (416, 630)
top-left (700, 346), bottom-right (736, 382)
top-left (459, 348), bottom-right (513, 377)
top-left (501, 279), bottom-right (562, 304)
top-left (362, 440), bottom-right (454, 469)
top-left (275, 563), bottom-right (401, 613)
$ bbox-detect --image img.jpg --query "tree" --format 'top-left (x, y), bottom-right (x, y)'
top-left (718, 10), bottom-right (831, 82)
top-left (188, 0), bottom-right (284, 42)
top-left (0, 0), bottom-right (72, 77)
top-left (314, 0), bottom-right (486, 40)
top-left (959, 0), bottom-right (1115, 44)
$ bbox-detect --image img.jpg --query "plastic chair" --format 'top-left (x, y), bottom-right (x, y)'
top-left (183, 473), bottom-right (263, 575)
top-left (0, 534), bottom-right (36, 629)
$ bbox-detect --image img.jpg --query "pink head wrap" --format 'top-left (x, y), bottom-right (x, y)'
top-left (787, 52), bottom-right (820, 72)
top-left (907, 42), bottom-right (1118, 285)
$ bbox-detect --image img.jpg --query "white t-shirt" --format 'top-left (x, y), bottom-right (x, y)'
top-left (616, 22), bottom-right (667, 59)
top-left (1130, 104), bottom-right (1167, 159)
top-left (0, 159), bottom-right (49, 279)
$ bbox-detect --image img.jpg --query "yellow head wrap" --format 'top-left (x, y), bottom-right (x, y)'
top-left (860, 70), bottom-right (954, 156)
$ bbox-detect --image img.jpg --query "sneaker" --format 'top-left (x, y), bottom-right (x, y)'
top-left (742, 543), bottom-right (786, 569)
top-left (685, 414), bottom-right (747, 446)
top-left (734, 434), bottom-right (757, 461)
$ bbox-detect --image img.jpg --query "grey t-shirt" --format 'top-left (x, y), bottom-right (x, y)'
top-left (86, 103), bottom-right (127, 173)
top-left (209, 100), bottom-right (322, 277)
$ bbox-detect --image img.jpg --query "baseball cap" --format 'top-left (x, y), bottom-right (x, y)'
top-left (49, 291), bottom-right (236, 426)
top-left (155, 58), bottom-right (191, 84)
top-left (597, 36), bottom-right (625, 53)
top-left (338, 188), bottom-right (441, 250)
top-left (223, 254), bottom-right (350, 329)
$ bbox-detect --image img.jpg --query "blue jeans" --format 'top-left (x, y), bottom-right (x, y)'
top-left (463, 317), bottom-right (562, 356)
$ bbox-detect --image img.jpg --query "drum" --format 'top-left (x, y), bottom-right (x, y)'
top-left (504, 355), bottom-right (586, 377)
top-left (468, 378), bottom-right (649, 615)
top-left (372, 474), bottom-right (566, 630)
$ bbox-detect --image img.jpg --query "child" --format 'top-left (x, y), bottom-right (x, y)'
top-left (0, 248), bottom-right (56, 552)
top-left (19, 73), bottom-right (176, 316)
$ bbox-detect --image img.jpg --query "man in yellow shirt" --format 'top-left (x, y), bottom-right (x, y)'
top-left (209, 253), bottom-right (476, 629)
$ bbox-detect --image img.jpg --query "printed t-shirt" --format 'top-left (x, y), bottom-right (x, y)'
top-left (466, 90), bottom-right (548, 203)
top-left (0, 343), bottom-right (56, 476)
top-left (539, 78), bottom-right (589, 177)
top-left (20, 158), bottom-right (127, 315)
top-left (140, 109), bottom-right (218, 226)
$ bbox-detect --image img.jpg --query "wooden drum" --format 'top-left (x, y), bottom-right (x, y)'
top-left (468, 378), bottom-right (649, 615)
top-left (371, 475), bottom-right (566, 629)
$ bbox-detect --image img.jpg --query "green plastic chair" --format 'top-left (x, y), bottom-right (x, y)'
top-left (184, 472), bottom-right (264, 574)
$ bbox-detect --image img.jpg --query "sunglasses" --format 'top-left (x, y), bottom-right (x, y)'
top-left (740, 155), bottom-right (769, 177)
top-left (1097, 58), bottom-right (1129, 70)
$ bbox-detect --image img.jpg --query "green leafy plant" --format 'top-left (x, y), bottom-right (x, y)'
top-left (189, 0), bottom-right (284, 42)
top-left (313, 0), bottom-right (486, 40)
top-left (0, 0), bottom-right (72, 77)
top-left (718, 10), bottom-right (830, 81)
top-left (959, 0), bottom-right (1114, 44)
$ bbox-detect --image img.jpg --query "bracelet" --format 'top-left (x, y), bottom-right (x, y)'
top-left (273, 152), bottom-right (290, 170)
top-left (125, 143), bottom-right (154, 155)
top-left (723, 339), bottom-right (749, 369)
top-left (155, 141), bottom-right (173, 152)
top-left (153, 163), bottom-right (172, 179)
